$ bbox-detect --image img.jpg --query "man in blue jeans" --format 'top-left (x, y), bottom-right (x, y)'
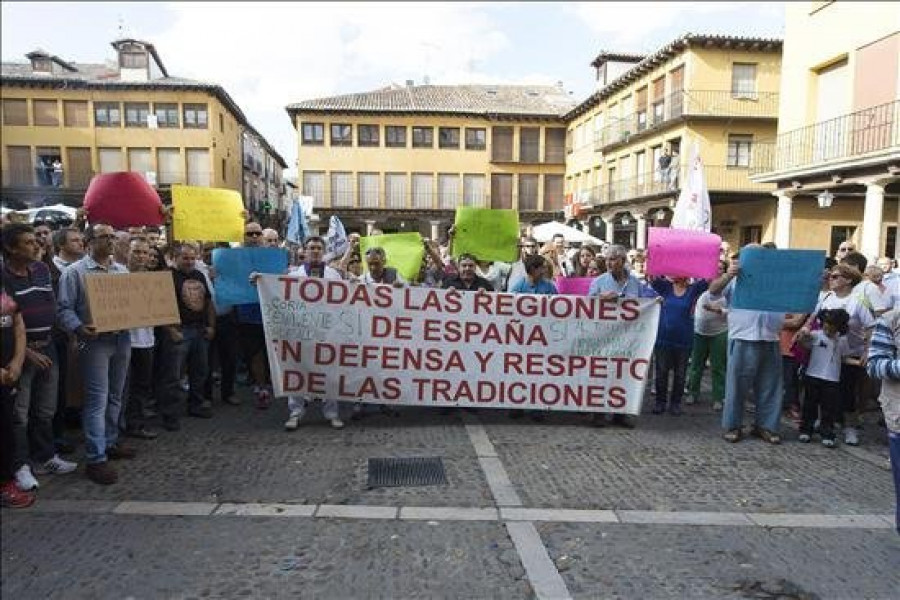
top-left (57, 223), bottom-right (135, 485)
top-left (158, 242), bottom-right (216, 431)
top-left (707, 245), bottom-right (786, 444)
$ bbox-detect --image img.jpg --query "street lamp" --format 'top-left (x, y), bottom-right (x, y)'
top-left (621, 214), bottom-right (631, 226)
top-left (817, 190), bottom-right (835, 208)
top-left (655, 209), bottom-right (666, 221)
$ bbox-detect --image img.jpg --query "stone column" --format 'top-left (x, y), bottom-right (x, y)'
top-left (773, 190), bottom-right (794, 250)
top-left (860, 180), bottom-right (886, 262)
top-left (430, 220), bottom-right (442, 241)
top-left (602, 216), bottom-right (615, 244)
top-left (364, 220), bottom-right (377, 236)
top-left (635, 212), bottom-right (648, 250)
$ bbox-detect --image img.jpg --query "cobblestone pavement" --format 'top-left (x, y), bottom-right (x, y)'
top-left (2, 383), bottom-right (898, 599)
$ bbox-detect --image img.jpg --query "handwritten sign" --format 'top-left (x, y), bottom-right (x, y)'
top-left (360, 232), bottom-right (424, 282)
top-left (732, 247), bottom-right (825, 312)
top-left (85, 271), bottom-right (180, 333)
top-left (172, 185), bottom-right (245, 242)
top-left (452, 207), bottom-right (519, 263)
top-left (258, 277), bottom-right (660, 414)
top-left (646, 227), bottom-right (721, 279)
top-left (555, 277), bottom-right (595, 296)
top-left (212, 247), bottom-right (288, 306)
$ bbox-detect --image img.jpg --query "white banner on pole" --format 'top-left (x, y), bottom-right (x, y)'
top-left (258, 277), bottom-right (660, 414)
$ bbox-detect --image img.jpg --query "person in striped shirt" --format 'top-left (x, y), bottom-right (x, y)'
top-left (866, 309), bottom-right (900, 534)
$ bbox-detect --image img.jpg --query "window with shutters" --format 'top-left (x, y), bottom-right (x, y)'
top-left (491, 127), bottom-right (513, 162)
top-left (128, 148), bottom-right (152, 174)
top-left (520, 128), bottom-right (540, 163)
top-left (463, 174), bottom-right (485, 207)
top-left (63, 101), bottom-right (89, 127)
top-left (412, 126), bottom-right (433, 148)
top-left (439, 127), bottom-right (460, 149)
top-left (386, 126), bottom-right (407, 148)
top-left (465, 128), bottom-right (486, 150)
top-left (5, 146), bottom-right (32, 185)
top-left (66, 147), bottom-right (93, 187)
top-left (94, 102), bottom-right (121, 127)
top-left (544, 175), bottom-right (564, 210)
top-left (358, 172), bottom-right (380, 208)
top-left (125, 103), bottom-right (150, 127)
top-left (438, 174), bottom-right (460, 209)
top-left (544, 128), bottom-right (566, 163)
top-left (731, 63), bottom-right (758, 98)
top-left (330, 124), bottom-right (352, 146)
top-left (302, 171), bottom-right (325, 207)
top-left (491, 174), bottom-right (513, 209)
top-left (651, 77), bottom-right (665, 125)
top-left (33, 100), bottom-right (59, 126)
top-left (99, 148), bottom-right (124, 173)
top-left (358, 125), bottom-right (380, 147)
top-left (302, 123), bottom-right (324, 145)
top-left (635, 87), bottom-right (648, 132)
top-left (412, 173), bottom-right (434, 209)
top-left (157, 148), bottom-right (183, 185)
top-left (183, 104), bottom-right (208, 129)
top-left (385, 173), bottom-right (407, 208)
top-left (331, 171), bottom-right (353, 207)
top-left (186, 148), bottom-right (210, 186)
top-left (727, 134), bottom-right (753, 167)
top-left (3, 99), bottom-right (28, 125)
top-left (154, 103), bottom-right (179, 128)
top-left (518, 174), bottom-right (539, 211)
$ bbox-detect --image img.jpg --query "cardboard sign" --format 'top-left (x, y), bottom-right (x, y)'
top-left (172, 185), bottom-right (245, 242)
top-left (84, 271), bottom-right (180, 333)
top-left (360, 232), bottom-right (425, 281)
top-left (212, 247), bottom-right (289, 306)
top-left (731, 247), bottom-right (825, 313)
top-left (555, 277), bottom-right (595, 296)
top-left (258, 276), bottom-right (660, 414)
top-left (452, 207), bottom-right (519, 263)
top-left (646, 227), bottom-right (721, 279)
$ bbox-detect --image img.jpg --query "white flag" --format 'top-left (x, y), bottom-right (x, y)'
top-left (670, 143), bottom-right (711, 232)
top-left (323, 215), bottom-right (349, 261)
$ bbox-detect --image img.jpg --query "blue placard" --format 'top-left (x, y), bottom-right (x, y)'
top-left (731, 247), bottom-right (825, 313)
top-left (212, 247), bottom-right (288, 306)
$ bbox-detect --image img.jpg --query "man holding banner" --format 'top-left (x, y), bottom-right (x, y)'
top-left (57, 224), bottom-right (135, 485)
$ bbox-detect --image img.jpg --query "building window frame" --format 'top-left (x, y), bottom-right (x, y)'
top-left (2, 98), bottom-right (29, 126)
top-left (154, 103), bottom-right (180, 128)
top-left (124, 102), bottom-right (150, 128)
top-left (439, 127), bottom-right (460, 149)
top-left (94, 102), bottom-right (121, 128)
top-left (465, 127), bottom-right (486, 150)
top-left (412, 126), bottom-right (433, 148)
top-left (183, 103), bottom-right (209, 129)
top-left (301, 122), bottom-right (325, 145)
top-left (731, 63), bottom-right (758, 99)
top-left (385, 126), bottom-right (407, 148)
top-left (358, 124), bottom-right (380, 147)
top-left (330, 123), bottom-right (353, 146)
top-left (727, 134), bottom-right (753, 167)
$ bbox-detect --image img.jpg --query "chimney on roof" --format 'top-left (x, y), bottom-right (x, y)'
top-left (111, 39), bottom-right (151, 82)
top-left (26, 50), bottom-right (53, 76)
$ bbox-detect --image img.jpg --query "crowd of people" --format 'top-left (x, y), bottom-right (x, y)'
top-left (1, 212), bottom-right (897, 534)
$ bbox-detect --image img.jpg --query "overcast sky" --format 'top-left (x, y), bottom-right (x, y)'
top-left (2, 2), bottom-right (785, 177)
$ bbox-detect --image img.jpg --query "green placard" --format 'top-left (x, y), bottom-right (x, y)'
top-left (360, 232), bottom-right (425, 282)
top-left (452, 207), bottom-right (519, 262)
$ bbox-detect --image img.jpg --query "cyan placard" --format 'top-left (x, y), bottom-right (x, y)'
top-left (212, 247), bottom-right (288, 306)
top-left (731, 247), bottom-right (825, 313)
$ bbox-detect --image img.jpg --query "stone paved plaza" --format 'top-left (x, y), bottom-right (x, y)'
top-left (2, 388), bottom-right (898, 599)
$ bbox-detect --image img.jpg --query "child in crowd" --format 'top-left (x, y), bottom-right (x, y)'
top-left (797, 308), bottom-right (853, 447)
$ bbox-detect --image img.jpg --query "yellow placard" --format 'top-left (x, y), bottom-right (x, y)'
top-left (84, 271), bottom-right (181, 333)
top-left (172, 184), bottom-right (244, 242)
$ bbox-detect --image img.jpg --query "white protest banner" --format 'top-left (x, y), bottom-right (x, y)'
top-left (258, 276), bottom-right (660, 414)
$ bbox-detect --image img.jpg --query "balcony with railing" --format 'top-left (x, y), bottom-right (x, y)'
top-left (588, 164), bottom-right (774, 206)
top-left (595, 89), bottom-right (780, 152)
top-left (750, 99), bottom-right (900, 179)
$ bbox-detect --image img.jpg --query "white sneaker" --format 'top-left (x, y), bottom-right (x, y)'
top-left (844, 427), bottom-right (859, 446)
top-left (34, 455), bottom-right (78, 475)
top-left (330, 418), bottom-right (345, 430)
top-left (15, 465), bottom-right (39, 491)
top-left (284, 413), bottom-right (301, 431)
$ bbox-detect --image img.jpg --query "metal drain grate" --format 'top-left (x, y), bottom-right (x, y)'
top-left (367, 457), bottom-right (448, 488)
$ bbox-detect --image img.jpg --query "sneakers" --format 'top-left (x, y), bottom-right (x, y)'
top-left (330, 418), bottom-right (345, 430)
top-left (798, 433), bottom-right (811, 443)
top-left (821, 437), bottom-right (836, 448)
top-left (85, 462), bottom-right (118, 485)
top-left (1, 480), bottom-right (35, 508)
top-left (284, 412), bottom-right (301, 431)
top-left (33, 455), bottom-right (78, 475)
top-left (106, 444), bottom-right (137, 460)
top-left (712, 401), bottom-right (723, 411)
top-left (14, 465), bottom-right (39, 491)
top-left (844, 427), bottom-right (859, 446)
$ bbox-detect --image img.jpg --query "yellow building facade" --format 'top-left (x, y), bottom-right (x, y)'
top-left (753, 1), bottom-right (900, 261)
top-left (287, 84), bottom-right (575, 237)
top-left (1, 39), bottom-right (285, 212)
top-left (564, 34), bottom-right (783, 250)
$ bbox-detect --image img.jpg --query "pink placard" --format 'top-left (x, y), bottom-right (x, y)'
top-left (646, 227), bottom-right (722, 279)
top-left (554, 277), bottom-right (594, 296)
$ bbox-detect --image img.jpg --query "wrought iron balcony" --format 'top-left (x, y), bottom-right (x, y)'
top-left (750, 99), bottom-right (900, 178)
top-left (594, 89), bottom-right (779, 152)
